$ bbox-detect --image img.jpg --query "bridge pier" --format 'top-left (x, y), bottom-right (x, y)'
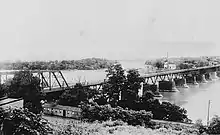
top-left (174, 77), bottom-right (189, 88)
top-left (217, 71), bottom-right (220, 77)
top-left (208, 72), bottom-right (213, 81)
top-left (201, 74), bottom-right (208, 83)
top-left (205, 73), bottom-right (212, 81)
top-left (211, 72), bottom-right (219, 80)
top-left (193, 76), bottom-right (199, 85)
top-left (185, 76), bottom-right (198, 85)
top-left (174, 78), bottom-right (181, 87)
top-left (182, 77), bottom-right (189, 88)
top-left (159, 80), bottom-right (178, 92)
top-left (171, 79), bottom-right (178, 91)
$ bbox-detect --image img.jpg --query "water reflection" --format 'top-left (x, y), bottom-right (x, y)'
top-left (161, 79), bottom-right (220, 123)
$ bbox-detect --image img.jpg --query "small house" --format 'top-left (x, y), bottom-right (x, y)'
top-left (43, 103), bottom-right (82, 119)
top-left (164, 62), bottom-right (176, 70)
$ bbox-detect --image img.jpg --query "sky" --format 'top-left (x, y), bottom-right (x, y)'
top-left (0, 0), bottom-right (220, 61)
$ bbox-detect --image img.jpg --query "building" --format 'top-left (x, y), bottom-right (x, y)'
top-left (43, 103), bottom-right (82, 119)
top-left (164, 62), bottom-right (176, 70)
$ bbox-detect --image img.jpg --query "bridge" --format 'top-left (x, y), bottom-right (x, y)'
top-left (141, 65), bottom-right (220, 94)
top-left (0, 70), bottom-right (105, 93)
top-left (0, 65), bottom-right (220, 107)
top-left (0, 65), bottom-right (220, 94)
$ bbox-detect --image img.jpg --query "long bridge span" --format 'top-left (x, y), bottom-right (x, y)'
top-left (0, 65), bottom-right (220, 94)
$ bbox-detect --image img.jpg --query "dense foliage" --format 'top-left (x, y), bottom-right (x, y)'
top-left (80, 103), bottom-right (153, 127)
top-left (6, 71), bottom-right (44, 114)
top-left (144, 99), bottom-right (189, 123)
top-left (193, 116), bottom-right (220, 134)
top-left (58, 83), bottom-right (100, 106)
top-left (207, 115), bottom-right (220, 134)
top-left (0, 107), bottom-right (51, 135)
top-left (0, 84), bottom-right (7, 98)
top-left (0, 58), bottom-right (115, 70)
top-left (119, 96), bottom-right (190, 123)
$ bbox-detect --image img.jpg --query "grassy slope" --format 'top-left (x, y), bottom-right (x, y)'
top-left (44, 116), bottom-right (200, 135)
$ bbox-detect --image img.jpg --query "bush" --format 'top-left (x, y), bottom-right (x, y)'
top-left (155, 102), bottom-right (189, 122)
top-left (207, 115), bottom-right (220, 134)
top-left (133, 97), bottom-right (190, 123)
top-left (59, 83), bottom-right (100, 107)
top-left (0, 107), bottom-right (51, 135)
top-left (80, 103), bottom-right (152, 126)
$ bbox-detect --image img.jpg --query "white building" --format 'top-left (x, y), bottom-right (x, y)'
top-left (164, 62), bottom-right (176, 70)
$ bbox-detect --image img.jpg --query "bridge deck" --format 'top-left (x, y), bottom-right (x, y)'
top-left (142, 65), bottom-right (220, 78)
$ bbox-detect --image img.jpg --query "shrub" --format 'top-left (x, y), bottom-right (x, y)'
top-left (207, 115), bottom-right (220, 134)
top-left (155, 102), bottom-right (188, 122)
top-left (0, 107), bottom-right (51, 135)
top-left (135, 98), bottom-right (190, 123)
top-left (194, 119), bottom-right (207, 134)
top-left (80, 103), bottom-right (152, 126)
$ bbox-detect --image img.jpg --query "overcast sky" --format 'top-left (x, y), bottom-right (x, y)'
top-left (0, 0), bottom-right (220, 61)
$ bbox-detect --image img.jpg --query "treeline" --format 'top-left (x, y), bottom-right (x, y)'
top-left (145, 56), bottom-right (220, 69)
top-left (0, 58), bottom-right (115, 70)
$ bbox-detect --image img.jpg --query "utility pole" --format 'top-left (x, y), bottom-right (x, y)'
top-left (207, 100), bottom-right (211, 126)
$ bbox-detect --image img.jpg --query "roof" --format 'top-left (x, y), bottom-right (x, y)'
top-left (43, 103), bottom-right (82, 112)
top-left (0, 98), bottom-right (23, 107)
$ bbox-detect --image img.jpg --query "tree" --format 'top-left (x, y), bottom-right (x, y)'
top-left (59, 83), bottom-right (86, 106)
top-left (59, 83), bottom-right (100, 106)
top-left (153, 61), bottom-right (164, 69)
top-left (178, 63), bottom-right (193, 69)
top-left (122, 69), bottom-right (144, 102)
top-left (103, 63), bottom-right (126, 107)
top-left (7, 71), bottom-right (44, 114)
